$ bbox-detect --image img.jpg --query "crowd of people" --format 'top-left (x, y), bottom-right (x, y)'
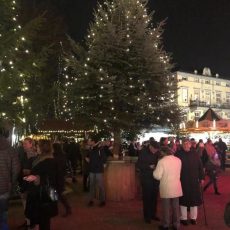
top-left (136, 136), bottom-right (227, 230)
top-left (0, 124), bottom-right (228, 230)
top-left (0, 128), bottom-right (113, 230)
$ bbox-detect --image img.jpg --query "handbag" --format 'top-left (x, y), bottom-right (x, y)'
top-left (39, 177), bottom-right (58, 218)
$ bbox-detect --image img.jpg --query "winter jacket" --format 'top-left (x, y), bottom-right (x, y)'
top-left (153, 155), bottom-right (183, 198)
top-left (88, 146), bottom-right (106, 173)
top-left (136, 148), bottom-right (160, 180)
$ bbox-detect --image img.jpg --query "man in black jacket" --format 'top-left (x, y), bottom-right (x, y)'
top-left (0, 126), bottom-right (20, 230)
top-left (216, 138), bottom-right (228, 171)
top-left (136, 140), bottom-right (161, 224)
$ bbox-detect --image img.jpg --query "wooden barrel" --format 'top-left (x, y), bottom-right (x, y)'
top-left (105, 159), bottom-right (137, 201)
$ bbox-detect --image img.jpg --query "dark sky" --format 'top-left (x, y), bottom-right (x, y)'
top-left (151, 0), bottom-right (230, 79)
top-left (62, 0), bottom-right (230, 79)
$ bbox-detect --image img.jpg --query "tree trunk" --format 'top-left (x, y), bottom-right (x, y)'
top-left (112, 129), bottom-right (121, 158)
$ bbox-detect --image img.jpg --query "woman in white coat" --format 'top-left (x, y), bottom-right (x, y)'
top-left (153, 146), bottom-right (183, 230)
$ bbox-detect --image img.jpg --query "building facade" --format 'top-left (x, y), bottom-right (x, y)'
top-left (174, 68), bottom-right (230, 124)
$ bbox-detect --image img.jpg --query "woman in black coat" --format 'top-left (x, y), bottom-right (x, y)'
top-left (24, 140), bottom-right (58, 230)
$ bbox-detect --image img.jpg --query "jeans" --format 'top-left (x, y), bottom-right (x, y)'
top-left (89, 173), bottom-right (105, 202)
top-left (0, 193), bottom-right (9, 230)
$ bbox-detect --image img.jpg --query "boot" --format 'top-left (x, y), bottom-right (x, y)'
top-left (215, 191), bottom-right (221, 195)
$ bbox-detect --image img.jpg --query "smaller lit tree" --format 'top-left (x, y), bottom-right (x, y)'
top-left (0, 0), bottom-right (69, 134)
top-left (0, 0), bottom-right (48, 132)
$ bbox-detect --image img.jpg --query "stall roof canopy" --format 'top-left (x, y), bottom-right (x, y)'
top-left (38, 119), bottom-right (93, 132)
top-left (39, 119), bottom-right (76, 131)
top-left (198, 108), bottom-right (222, 122)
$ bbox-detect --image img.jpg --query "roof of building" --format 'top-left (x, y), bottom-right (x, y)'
top-left (198, 108), bottom-right (222, 122)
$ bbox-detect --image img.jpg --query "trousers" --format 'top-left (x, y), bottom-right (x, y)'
top-left (89, 173), bottom-right (105, 202)
top-left (161, 198), bottom-right (180, 228)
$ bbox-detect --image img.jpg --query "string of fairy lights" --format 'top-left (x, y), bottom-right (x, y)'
top-left (59, 56), bottom-right (73, 121)
top-left (38, 129), bottom-right (95, 134)
top-left (0, 0), bottom-right (30, 123)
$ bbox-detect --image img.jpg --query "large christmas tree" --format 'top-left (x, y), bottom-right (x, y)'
top-left (67, 0), bottom-right (182, 154)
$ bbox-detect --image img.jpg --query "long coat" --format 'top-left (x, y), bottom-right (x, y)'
top-left (175, 149), bottom-right (204, 206)
top-left (25, 157), bottom-right (58, 225)
top-left (53, 151), bottom-right (67, 193)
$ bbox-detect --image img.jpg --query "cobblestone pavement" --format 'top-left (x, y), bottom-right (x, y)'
top-left (9, 170), bottom-right (230, 230)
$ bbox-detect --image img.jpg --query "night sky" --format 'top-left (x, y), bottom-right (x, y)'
top-left (61, 0), bottom-right (230, 79)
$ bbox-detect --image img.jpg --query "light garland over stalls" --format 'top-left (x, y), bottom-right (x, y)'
top-left (38, 129), bottom-right (94, 134)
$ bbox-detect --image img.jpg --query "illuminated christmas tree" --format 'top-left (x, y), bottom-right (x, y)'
top-left (0, 0), bottom-right (68, 134)
top-left (67, 0), bottom-right (182, 154)
top-left (0, 0), bottom-right (47, 132)
top-left (0, 0), bottom-right (24, 122)
top-left (20, 1), bottom-right (70, 133)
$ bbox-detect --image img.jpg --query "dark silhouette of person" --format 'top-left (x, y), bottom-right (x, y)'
top-left (136, 140), bottom-right (161, 224)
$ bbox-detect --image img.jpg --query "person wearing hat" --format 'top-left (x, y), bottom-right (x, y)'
top-left (136, 140), bottom-right (161, 224)
top-left (0, 125), bottom-right (20, 230)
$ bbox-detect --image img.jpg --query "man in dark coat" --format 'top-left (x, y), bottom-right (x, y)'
top-left (53, 143), bottom-right (72, 217)
top-left (0, 126), bottom-right (20, 230)
top-left (128, 140), bottom-right (138, 156)
top-left (65, 138), bottom-right (81, 183)
top-left (136, 140), bottom-right (161, 224)
top-left (175, 139), bottom-right (204, 226)
top-left (86, 137), bottom-right (107, 207)
top-left (216, 138), bottom-right (228, 171)
top-left (81, 140), bottom-right (90, 192)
